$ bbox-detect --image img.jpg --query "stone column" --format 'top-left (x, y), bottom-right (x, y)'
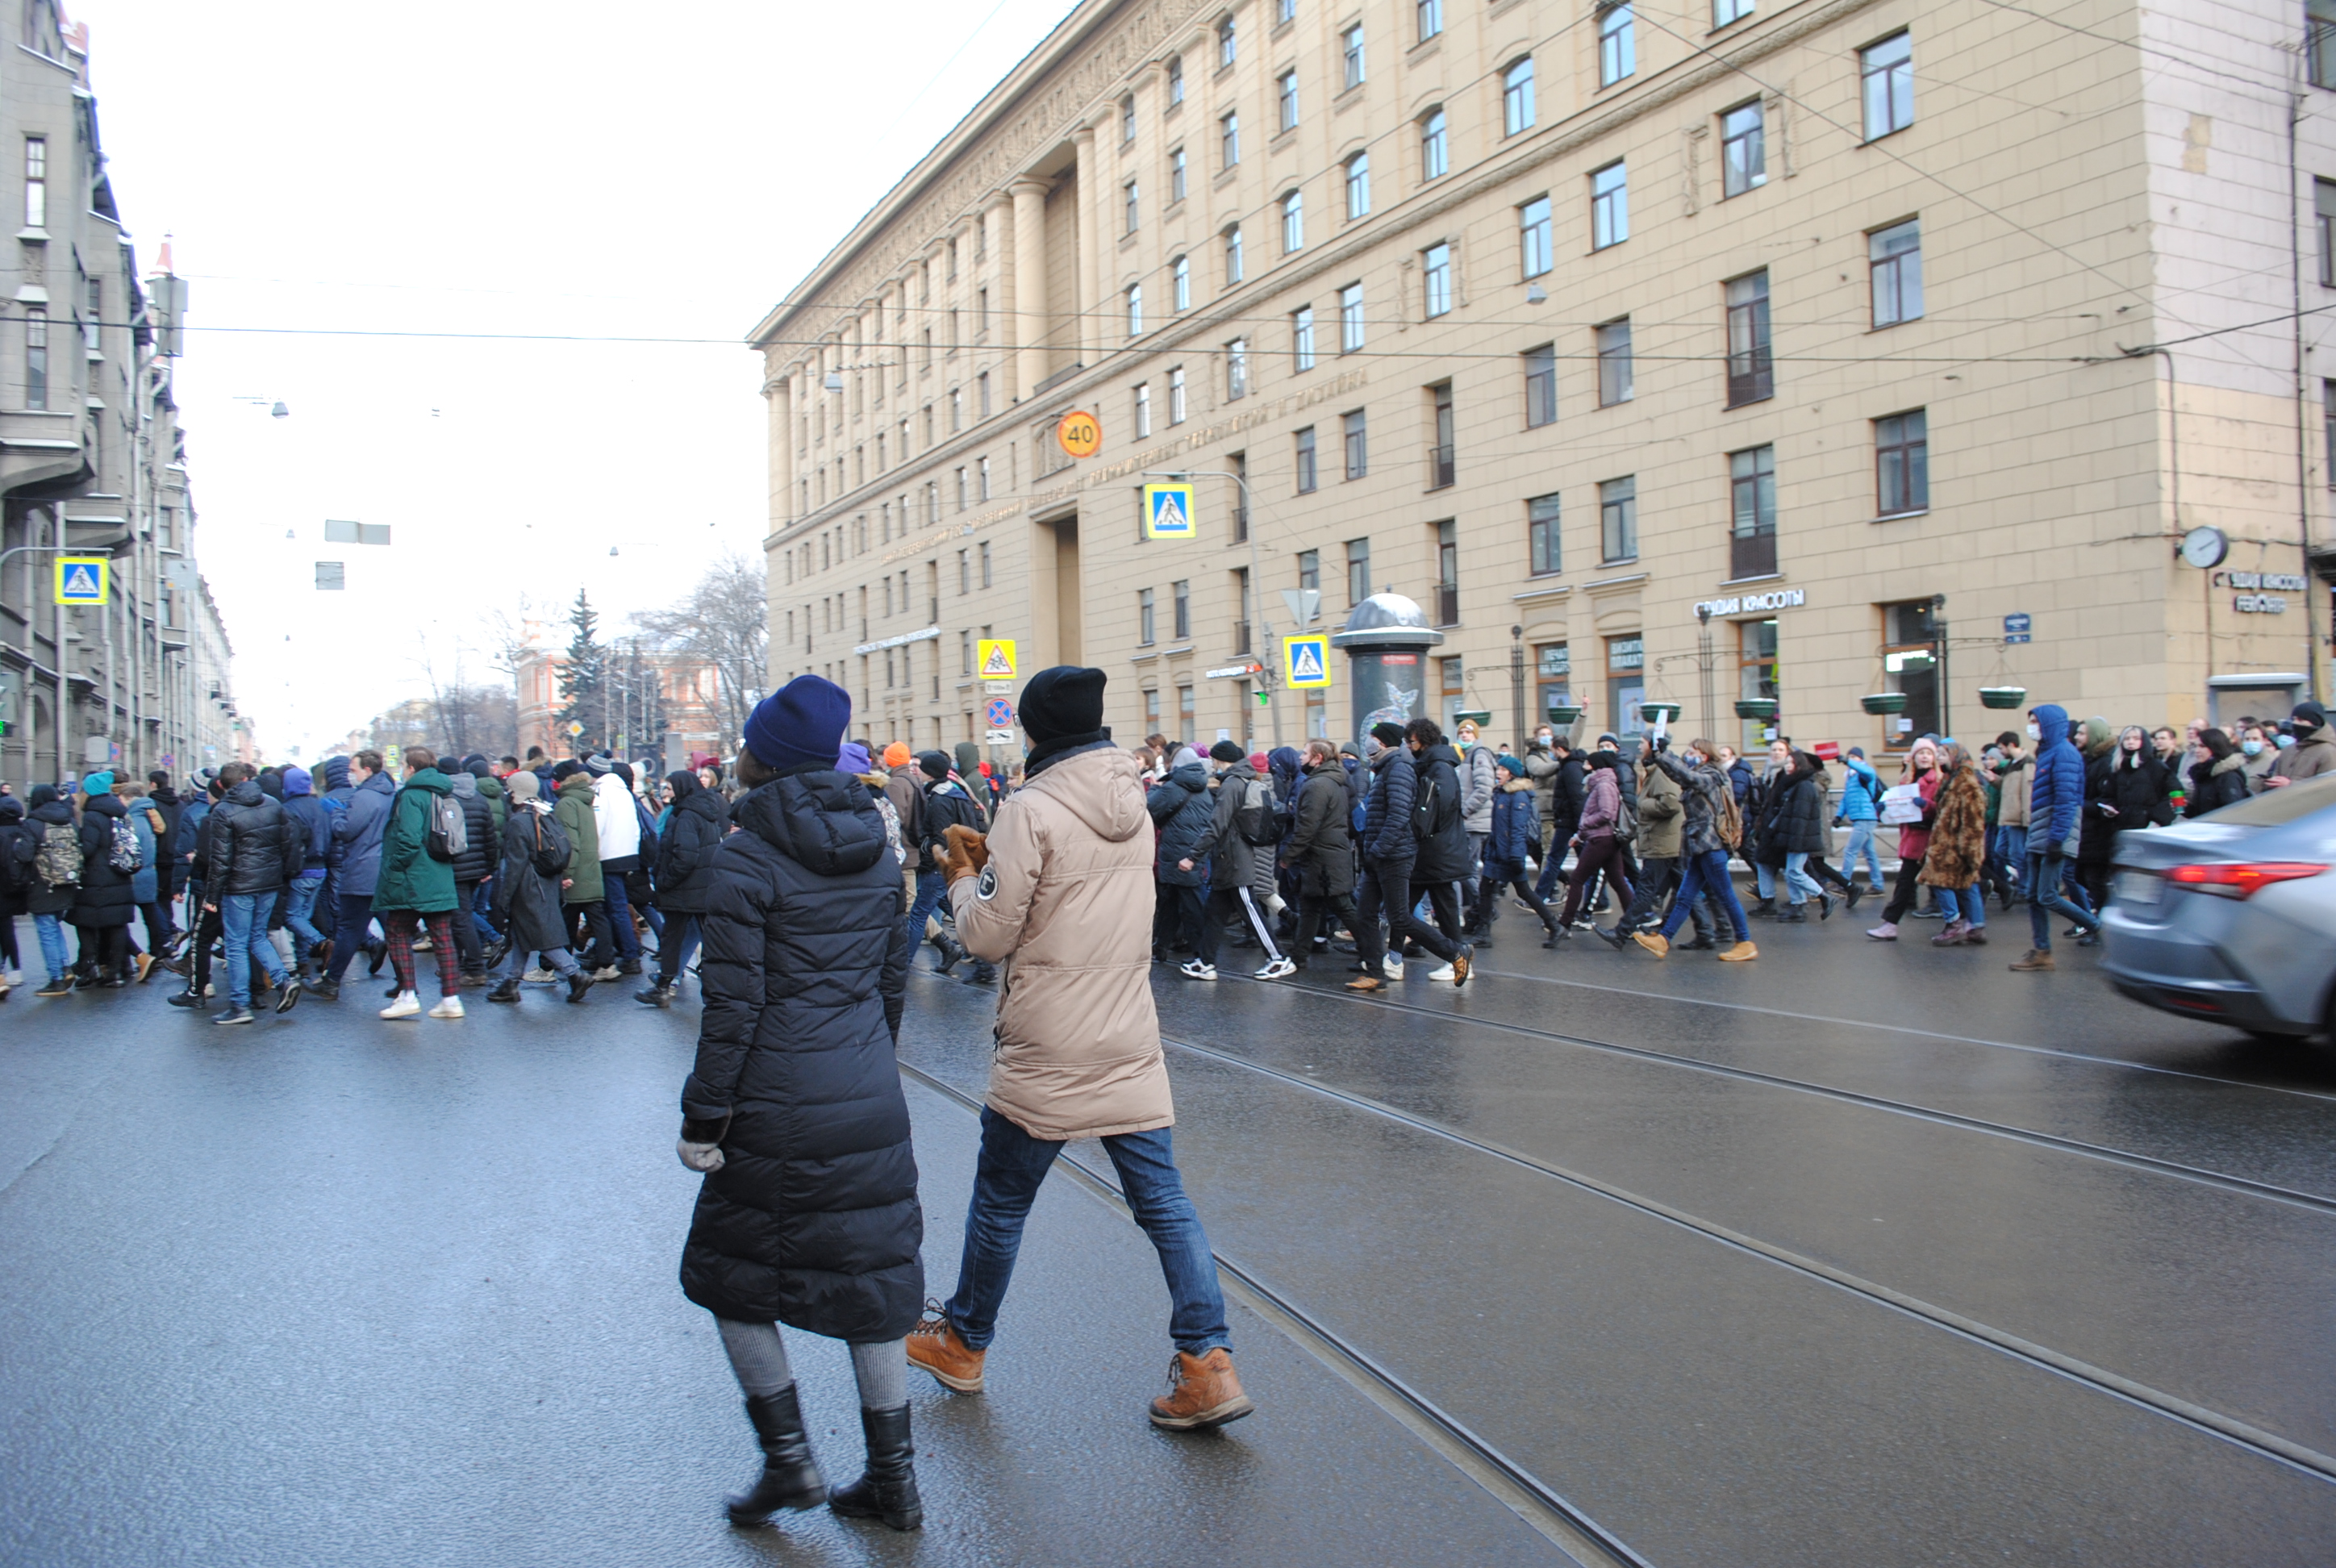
top-left (1010, 176), bottom-right (1048, 401)
top-left (983, 190), bottom-right (1013, 398)
top-left (1073, 123), bottom-right (1101, 363)
top-left (767, 366), bottom-right (795, 525)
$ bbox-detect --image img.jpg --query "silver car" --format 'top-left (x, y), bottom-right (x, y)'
top-left (2101, 772), bottom-right (2336, 1041)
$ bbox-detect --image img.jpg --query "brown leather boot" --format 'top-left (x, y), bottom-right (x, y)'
top-left (1148, 1347), bottom-right (1255, 1430)
top-left (904, 1306), bottom-right (985, 1393)
top-left (1717, 940), bottom-right (1758, 962)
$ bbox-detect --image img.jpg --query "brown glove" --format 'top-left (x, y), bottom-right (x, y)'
top-left (941, 824), bottom-right (990, 886)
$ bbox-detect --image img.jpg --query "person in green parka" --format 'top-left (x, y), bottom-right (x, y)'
top-left (374, 744), bottom-right (465, 1021)
top-left (553, 760), bottom-right (609, 974)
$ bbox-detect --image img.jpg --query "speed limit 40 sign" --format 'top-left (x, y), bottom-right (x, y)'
top-left (1057, 411), bottom-right (1100, 459)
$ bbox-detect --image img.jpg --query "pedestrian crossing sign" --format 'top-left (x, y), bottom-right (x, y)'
top-left (1283, 636), bottom-right (1331, 688)
top-left (54, 557), bottom-right (108, 606)
top-left (977, 638), bottom-right (1017, 679)
top-left (1141, 482), bottom-right (1195, 540)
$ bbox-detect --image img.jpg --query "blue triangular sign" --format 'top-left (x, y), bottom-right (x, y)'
top-left (62, 565), bottom-right (98, 598)
top-left (1291, 644), bottom-right (1324, 680)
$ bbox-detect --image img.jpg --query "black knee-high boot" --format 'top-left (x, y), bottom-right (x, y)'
top-left (828, 1404), bottom-right (922, 1531)
top-left (726, 1387), bottom-right (827, 1524)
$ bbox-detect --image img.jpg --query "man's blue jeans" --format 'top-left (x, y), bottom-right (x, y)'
top-left (282, 876), bottom-right (326, 962)
top-left (324, 893), bottom-right (377, 982)
top-left (602, 874), bottom-right (642, 962)
top-left (2025, 852), bottom-right (2097, 951)
top-left (1993, 826), bottom-right (2029, 895)
top-left (32, 911), bottom-right (69, 983)
top-left (1841, 821), bottom-right (1885, 888)
top-left (1934, 886), bottom-right (1988, 927)
top-left (945, 1106), bottom-right (1230, 1357)
top-left (1658, 849), bottom-right (1750, 944)
top-left (903, 867), bottom-right (946, 955)
top-left (220, 892), bottom-right (288, 1008)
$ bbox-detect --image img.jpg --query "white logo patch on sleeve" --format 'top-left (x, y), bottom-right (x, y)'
top-left (976, 864), bottom-right (997, 901)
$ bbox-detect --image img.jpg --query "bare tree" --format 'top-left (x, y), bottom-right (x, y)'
top-left (634, 551), bottom-right (768, 756)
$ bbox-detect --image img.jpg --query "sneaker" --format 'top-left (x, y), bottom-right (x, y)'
top-left (904, 1303), bottom-right (986, 1393)
top-left (1910, 906), bottom-right (1945, 920)
top-left (380, 990), bottom-right (423, 1020)
top-left (1866, 923), bottom-right (1899, 941)
top-left (1963, 926), bottom-right (1988, 946)
top-left (273, 976), bottom-right (303, 1015)
top-left (1427, 963), bottom-right (1456, 982)
top-left (635, 983), bottom-right (674, 1007)
top-left (1631, 932), bottom-right (1670, 958)
top-left (1383, 955), bottom-right (1403, 979)
top-left (211, 1007), bottom-right (256, 1026)
top-left (1178, 960), bottom-right (1218, 981)
top-left (34, 978), bottom-right (74, 998)
top-left (1717, 940), bottom-right (1759, 961)
top-left (524, 968), bottom-right (557, 984)
top-left (2009, 949), bottom-right (2056, 971)
top-left (428, 995), bottom-right (465, 1020)
top-left (1450, 945), bottom-right (1474, 986)
top-left (1148, 1347), bottom-right (1254, 1431)
top-left (1592, 926), bottom-right (1628, 950)
top-left (593, 965), bottom-right (623, 982)
top-left (1254, 957), bottom-right (1297, 980)
top-left (165, 988), bottom-right (205, 1008)
top-left (1344, 973), bottom-right (1385, 991)
top-left (566, 973), bottom-right (597, 1004)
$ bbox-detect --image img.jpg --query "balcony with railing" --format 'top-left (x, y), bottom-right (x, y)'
top-left (1435, 583), bottom-right (1459, 627)
top-left (1729, 528), bottom-right (1777, 581)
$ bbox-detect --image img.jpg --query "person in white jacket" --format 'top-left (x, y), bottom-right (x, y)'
top-left (586, 755), bottom-right (646, 976)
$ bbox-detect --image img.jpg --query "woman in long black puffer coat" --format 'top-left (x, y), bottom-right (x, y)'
top-left (639, 769), bottom-right (728, 1004)
top-left (2184, 728), bottom-right (2250, 818)
top-left (675, 678), bottom-right (921, 1533)
top-left (70, 782), bottom-right (137, 985)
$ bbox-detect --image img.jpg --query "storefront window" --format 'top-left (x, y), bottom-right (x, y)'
top-left (1607, 636), bottom-right (1645, 736)
top-left (1880, 599), bottom-right (1939, 748)
top-left (1439, 656), bottom-right (1467, 734)
top-left (1738, 618), bottom-right (1778, 753)
top-left (1536, 642), bottom-right (1571, 724)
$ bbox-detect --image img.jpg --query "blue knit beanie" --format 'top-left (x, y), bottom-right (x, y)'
top-left (743, 674), bottom-right (852, 772)
top-left (82, 771), bottom-right (114, 797)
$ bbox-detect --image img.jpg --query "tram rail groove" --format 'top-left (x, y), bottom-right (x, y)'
top-left (894, 1054), bottom-right (1651, 1568)
top-left (1138, 1031), bottom-right (2336, 1487)
top-left (1207, 974), bottom-right (2336, 1217)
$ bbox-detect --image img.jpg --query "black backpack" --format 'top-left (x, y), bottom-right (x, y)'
top-left (0, 826), bottom-right (35, 893)
top-left (1235, 777), bottom-right (1288, 846)
top-left (1413, 772), bottom-right (1458, 844)
top-left (526, 810), bottom-right (573, 878)
top-left (415, 788), bottom-right (466, 863)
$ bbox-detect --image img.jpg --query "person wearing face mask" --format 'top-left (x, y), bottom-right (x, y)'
top-left (1916, 744), bottom-right (1991, 946)
top-left (1629, 736), bottom-right (1756, 961)
top-left (2263, 702), bottom-right (2336, 787)
top-left (2077, 724), bottom-right (2172, 914)
top-left (1836, 745), bottom-right (1886, 898)
top-left (2184, 728), bottom-right (2250, 817)
top-left (2236, 724), bottom-right (2277, 793)
top-left (1865, 738), bottom-right (1942, 941)
top-left (1986, 732), bottom-right (2030, 907)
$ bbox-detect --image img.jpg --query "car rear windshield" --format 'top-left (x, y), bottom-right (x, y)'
top-left (2200, 770), bottom-right (2336, 827)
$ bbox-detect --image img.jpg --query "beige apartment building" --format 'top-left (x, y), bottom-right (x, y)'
top-left (753, 0), bottom-right (2336, 762)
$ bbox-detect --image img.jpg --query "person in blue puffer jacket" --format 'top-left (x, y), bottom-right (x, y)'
top-left (1480, 756), bottom-right (1560, 946)
top-left (2009, 704), bottom-right (2100, 972)
top-left (1837, 745), bottom-right (1886, 894)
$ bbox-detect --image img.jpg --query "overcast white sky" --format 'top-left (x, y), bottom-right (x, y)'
top-left (71, 0), bottom-right (1078, 756)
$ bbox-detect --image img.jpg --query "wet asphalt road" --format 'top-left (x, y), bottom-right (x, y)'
top-left (4, 907), bottom-right (2334, 1566)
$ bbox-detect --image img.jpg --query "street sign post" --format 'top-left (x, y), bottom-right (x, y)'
top-left (984, 696), bottom-right (1014, 732)
top-left (1141, 482), bottom-right (1195, 540)
top-left (2003, 612), bottom-right (2032, 644)
top-left (976, 638), bottom-right (1017, 679)
top-left (1279, 588), bottom-right (1321, 626)
top-left (1283, 636), bottom-right (1332, 688)
top-left (54, 557), bottom-right (108, 606)
top-left (1056, 411), bottom-right (1101, 459)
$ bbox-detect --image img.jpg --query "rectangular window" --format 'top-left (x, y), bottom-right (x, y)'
top-left (1169, 365), bottom-right (1187, 423)
top-left (1862, 31), bottom-right (1914, 140)
top-left (981, 542), bottom-right (993, 587)
top-left (1174, 579), bottom-right (1191, 640)
top-left (1434, 520), bottom-right (1459, 626)
top-left (1173, 254), bottom-right (1191, 310)
top-left (2318, 181), bottom-right (2336, 288)
top-left (1537, 642), bottom-right (1572, 719)
top-left (1591, 162), bottom-right (1628, 249)
top-left (979, 455), bottom-right (992, 499)
top-left (957, 551), bottom-right (970, 595)
top-left (1298, 549), bottom-right (1320, 593)
top-left (1737, 619), bottom-right (1779, 752)
top-left (1600, 476), bottom-right (1637, 562)
top-left (1715, 0), bottom-right (1753, 25)
top-left (1608, 636), bottom-right (1646, 736)
top-left (1225, 226), bottom-right (1245, 285)
top-left (956, 466), bottom-right (969, 510)
top-left (1346, 537), bottom-right (1372, 605)
top-left (1122, 94), bottom-right (1137, 144)
top-left (1145, 686), bottom-right (1162, 736)
top-left (1519, 196), bottom-right (1553, 277)
top-left (950, 385), bottom-right (964, 430)
top-left (1170, 145), bottom-right (1187, 202)
top-left (1339, 283), bottom-right (1365, 352)
top-left (24, 304), bottom-right (45, 409)
top-left (1504, 57), bottom-right (1536, 135)
top-left (978, 371), bottom-right (992, 417)
top-left (2326, 381), bottom-right (2336, 488)
top-left (1343, 24), bottom-right (1366, 89)
top-left (1234, 566), bottom-right (1254, 654)
top-left (1881, 599), bottom-right (1941, 745)
top-left (1292, 305), bottom-right (1316, 371)
top-left (1140, 587), bottom-right (1157, 645)
top-left (1729, 444), bottom-right (1778, 579)
top-left (1178, 683), bottom-right (1196, 746)
top-left (1169, 53), bottom-right (1185, 105)
top-left (961, 632), bottom-right (974, 676)
top-left (1343, 409), bottom-right (1368, 480)
top-left (2317, 0), bottom-right (2336, 89)
top-left (1219, 15), bottom-right (1237, 66)
top-left (1277, 0), bottom-right (1295, 23)
top-left (1295, 426), bottom-right (1319, 493)
top-left (1528, 492), bottom-right (1562, 576)
top-left (1726, 269), bottom-right (1774, 405)
top-left (1721, 101), bottom-right (1766, 196)
top-left (1876, 409), bottom-right (1929, 515)
top-left (1596, 318), bottom-right (1633, 406)
top-left (1230, 451), bottom-right (1249, 540)
top-left (1226, 337), bottom-right (1249, 399)
top-left (1221, 111), bottom-right (1241, 169)
top-left (1282, 190), bottom-right (1304, 252)
top-left (1345, 153), bottom-right (1370, 219)
top-left (1599, 5), bottom-right (1635, 86)
top-left (22, 136), bottom-right (43, 229)
top-left (1124, 178), bottom-right (1141, 235)
top-left (1279, 70), bottom-right (1300, 132)
top-left (1421, 110), bottom-right (1448, 179)
top-left (1524, 344), bottom-right (1558, 428)
top-left (1135, 382), bottom-right (1152, 436)
top-left (1423, 243), bottom-right (1453, 317)
top-left (1871, 219), bottom-right (1924, 324)
top-left (1418, 0), bottom-right (1443, 42)
top-left (1430, 382), bottom-right (1455, 488)
top-left (1126, 284), bottom-right (1144, 337)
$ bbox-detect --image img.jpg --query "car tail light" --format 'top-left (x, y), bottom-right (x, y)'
top-left (2163, 861), bottom-right (2329, 899)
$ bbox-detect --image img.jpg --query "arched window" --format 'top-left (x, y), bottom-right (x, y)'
top-left (1504, 58), bottom-right (1536, 135)
top-left (1281, 190), bottom-right (1304, 253)
top-left (1420, 108), bottom-right (1448, 179)
top-left (1345, 153), bottom-right (1370, 219)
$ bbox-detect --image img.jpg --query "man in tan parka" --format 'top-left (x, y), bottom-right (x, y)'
top-left (903, 665), bottom-right (1254, 1432)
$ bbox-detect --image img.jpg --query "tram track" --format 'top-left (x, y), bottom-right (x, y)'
top-left (1204, 972), bottom-right (2336, 1216)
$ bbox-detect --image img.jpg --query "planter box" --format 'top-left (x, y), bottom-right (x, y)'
top-left (1978, 686), bottom-right (2028, 710)
top-left (1639, 702), bottom-right (1683, 725)
top-left (1733, 699), bottom-right (1779, 720)
top-left (1861, 692), bottom-right (1910, 715)
top-left (1545, 704), bottom-right (1583, 725)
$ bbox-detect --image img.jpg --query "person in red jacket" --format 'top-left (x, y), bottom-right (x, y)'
top-left (1867, 737), bottom-right (1942, 940)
